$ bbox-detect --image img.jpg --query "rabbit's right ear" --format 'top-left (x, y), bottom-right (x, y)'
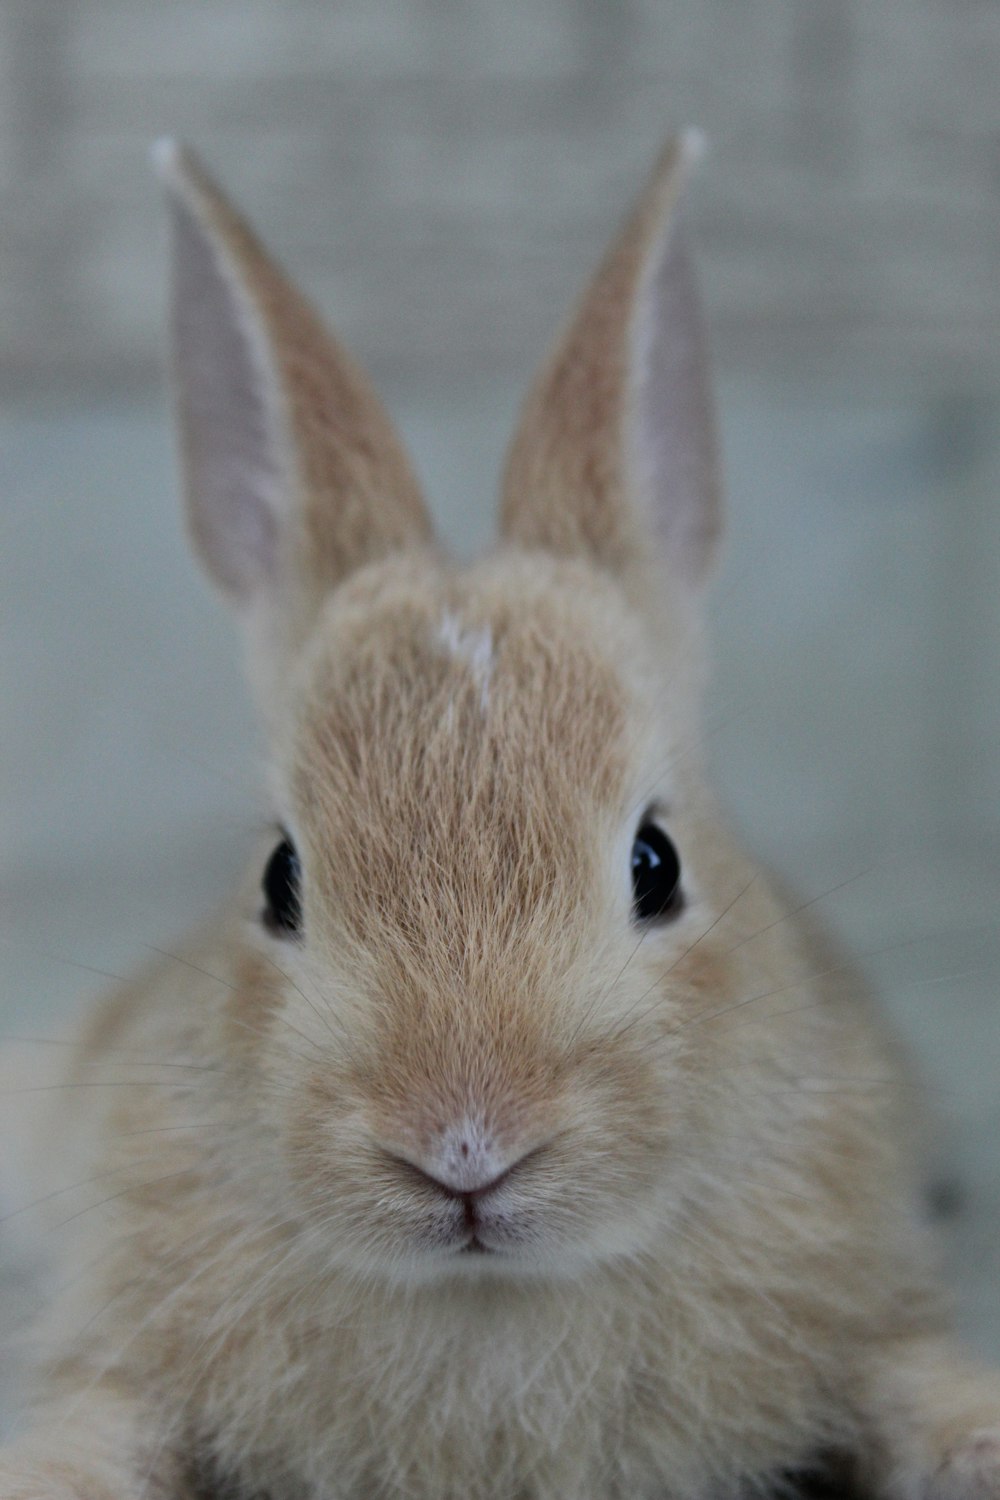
top-left (155, 142), bottom-right (433, 711)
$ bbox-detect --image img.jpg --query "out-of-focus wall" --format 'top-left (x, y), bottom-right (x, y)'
top-left (1, 0), bottom-right (998, 908)
top-left (1, 0), bottom-right (998, 399)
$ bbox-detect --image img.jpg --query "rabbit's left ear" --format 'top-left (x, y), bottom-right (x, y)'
top-left (155, 143), bottom-right (433, 710)
top-left (500, 133), bottom-right (720, 595)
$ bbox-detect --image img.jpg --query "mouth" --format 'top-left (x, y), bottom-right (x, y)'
top-left (459, 1235), bottom-right (494, 1255)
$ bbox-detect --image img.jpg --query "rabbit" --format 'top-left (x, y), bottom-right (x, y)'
top-left (1, 131), bottom-right (998, 1500)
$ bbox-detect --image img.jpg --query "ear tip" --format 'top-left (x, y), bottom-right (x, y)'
top-left (150, 137), bottom-right (209, 200)
top-left (678, 127), bottom-right (708, 168)
top-left (646, 129), bottom-right (708, 211)
top-left (150, 136), bottom-right (183, 180)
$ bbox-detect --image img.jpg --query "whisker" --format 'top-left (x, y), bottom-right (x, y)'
top-left (43, 1166), bottom-right (202, 1235)
top-left (671, 924), bottom-right (989, 1043)
top-left (253, 948), bottom-right (363, 1068)
top-left (607, 873), bottom-right (759, 1043)
top-left (0, 1081), bottom-right (210, 1095)
top-left (0, 936), bottom-right (135, 989)
top-left (138, 942), bottom-right (334, 1069)
top-left (114, 1119), bottom-right (254, 1139)
top-left (715, 862), bottom-right (878, 963)
top-left (568, 926), bottom-right (651, 1048)
top-left (0, 1154), bottom-right (179, 1229)
top-left (754, 1079), bottom-right (947, 1100)
top-left (142, 944), bottom-right (243, 994)
top-left (0, 1042), bottom-right (221, 1072)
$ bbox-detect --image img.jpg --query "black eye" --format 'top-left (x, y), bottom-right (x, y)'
top-left (631, 823), bottom-right (683, 923)
top-left (262, 837), bottom-right (302, 936)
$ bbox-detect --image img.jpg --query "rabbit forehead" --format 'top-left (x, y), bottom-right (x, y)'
top-left (285, 552), bottom-right (670, 956)
top-left (294, 549), bottom-right (652, 754)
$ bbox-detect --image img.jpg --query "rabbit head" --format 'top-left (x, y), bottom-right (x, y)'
top-left (156, 136), bottom-right (770, 1290)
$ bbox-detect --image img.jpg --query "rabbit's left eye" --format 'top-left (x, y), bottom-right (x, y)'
top-left (631, 823), bottom-right (683, 923)
top-left (262, 836), bottom-right (302, 936)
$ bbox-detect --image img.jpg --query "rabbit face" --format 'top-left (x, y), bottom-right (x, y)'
top-left (241, 549), bottom-right (719, 1283)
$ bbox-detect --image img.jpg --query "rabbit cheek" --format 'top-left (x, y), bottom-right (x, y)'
top-left (226, 946), bottom-right (301, 1068)
top-left (279, 1086), bottom-right (429, 1268)
top-left (562, 1054), bottom-right (677, 1227)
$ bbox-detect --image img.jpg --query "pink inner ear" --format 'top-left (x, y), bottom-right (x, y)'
top-left (171, 190), bottom-right (285, 601)
top-left (630, 218), bottom-right (721, 587)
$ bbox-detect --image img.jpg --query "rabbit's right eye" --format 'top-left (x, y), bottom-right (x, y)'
top-left (262, 837), bottom-right (302, 936)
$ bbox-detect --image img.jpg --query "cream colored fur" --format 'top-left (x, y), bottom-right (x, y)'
top-left (2, 138), bottom-right (999, 1500)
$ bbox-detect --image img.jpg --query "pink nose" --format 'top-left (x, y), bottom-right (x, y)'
top-left (404, 1159), bottom-right (516, 1202)
top-left (386, 1117), bottom-right (541, 1201)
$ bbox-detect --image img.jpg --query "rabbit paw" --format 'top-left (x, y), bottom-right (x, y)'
top-left (929, 1428), bottom-right (1000, 1500)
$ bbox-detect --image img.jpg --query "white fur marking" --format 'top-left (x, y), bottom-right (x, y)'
top-left (437, 611), bottom-right (493, 712)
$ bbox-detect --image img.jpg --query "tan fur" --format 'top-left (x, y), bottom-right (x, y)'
top-left (168, 145), bottom-right (432, 589)
top-left (501, 135), bottom-right (721, 590)
top-left (2, 140), bottom-right (998, 1500)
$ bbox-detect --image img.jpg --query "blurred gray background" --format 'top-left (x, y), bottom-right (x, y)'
top-left (1, 0), bottom-right (998, 1426)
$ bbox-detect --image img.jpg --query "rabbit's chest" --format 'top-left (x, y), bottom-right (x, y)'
top-left (187, 1291), bottom-right (842, 1500)
top-left (188, 1313), bottom-right (625, 1496)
